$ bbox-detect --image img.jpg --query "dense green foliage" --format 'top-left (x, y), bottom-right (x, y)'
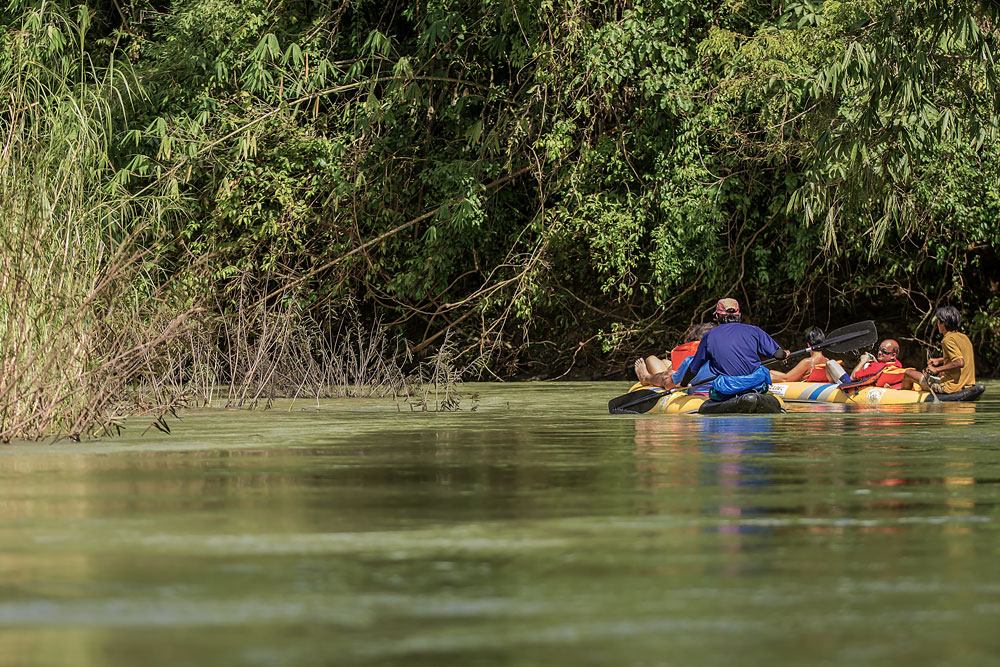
top-left (5, 0), bottom-right (1000, 381)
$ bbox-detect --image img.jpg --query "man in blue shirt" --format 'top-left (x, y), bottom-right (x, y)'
top-left (680, 298), bottom-right (789, 401)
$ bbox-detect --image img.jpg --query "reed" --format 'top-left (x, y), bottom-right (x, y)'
top-left (145, 284), bottom-right (476, 412)
top-left (404, 330), bottom-right (479, 412)
top-left (152, 289), bottom-right (415, 408)
top-left (0, 6), bottom-right (473, 440)
top-left (0, 4), bottom-right (194, 441)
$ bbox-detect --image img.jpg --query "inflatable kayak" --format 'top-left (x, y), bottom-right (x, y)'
top-left (611, 384), bottom-right (785, 415)
top-left (769, 381), bottom-right (986, 405)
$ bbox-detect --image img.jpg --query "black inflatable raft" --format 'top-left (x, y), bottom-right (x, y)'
top-left (925, 384), bottom-right (986, 402)
top-left (697, 392), bottom-right (784, 415)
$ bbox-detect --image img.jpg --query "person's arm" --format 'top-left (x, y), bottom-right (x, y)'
top-left (659, 358), bottom-right (695, 390)
top-left (757, 328), bottom-right (787, 361)
top-left (928, 358), bottom-right (964, 372)
top-left (928, 337), bottom-right (965, 373)
top-left (851, 353), bottom-right (874, 377)
top-left (770, 357), bottom-right (810, 383)
top-left (680, 337), bottom-right (709, 387)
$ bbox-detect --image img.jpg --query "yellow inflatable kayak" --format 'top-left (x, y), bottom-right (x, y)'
top-left (768, 382), bottom-right (985, 405)
top-left (615, 383), bottom-right (785, 414)
top-left (614, 381), bottom-right (986, 413)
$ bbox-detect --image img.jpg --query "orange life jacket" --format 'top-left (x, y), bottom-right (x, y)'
top-left (804, 363), bottom-right (831, 383)
top-left (856, 360), bottom-right (905, 388)
top-left (670, 340), bottom-right (700, 369)
top-left (878, 366), bottom-right (910, 389)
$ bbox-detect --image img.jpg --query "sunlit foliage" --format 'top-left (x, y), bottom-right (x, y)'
top-left (5, 0), bottom-right (1000, 388)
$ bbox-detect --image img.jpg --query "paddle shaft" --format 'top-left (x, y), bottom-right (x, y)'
top-left (765, 322), bottom-right (878, 367)
top-left (924, 353), bottom-right (941, 403)
top-left (787, 329), bottom-right (876, 358)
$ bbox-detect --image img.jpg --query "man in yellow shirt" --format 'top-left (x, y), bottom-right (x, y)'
top-left (902, 305), bottom-right (976, 393)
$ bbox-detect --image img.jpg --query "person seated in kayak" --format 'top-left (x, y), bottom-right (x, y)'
top-left (900, 305), bottom-right (976, 393)
top-left (634, 323), bottom-right (715, 393)
top-left (679, 298), bottom-right (789, 402)
top-left (670, 323), bottom-right (710, 369)
top-left (769, 327), bottom-right (833, 383)
top-left (825, 339), bottom-right (907, 388)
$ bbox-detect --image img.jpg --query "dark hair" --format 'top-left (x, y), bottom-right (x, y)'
top-left (714, 313), bottom-right (741, 324)
top-left (805, 327), bottom-right (825, 347)
top-left (935, 305), bottom-right (961, 331)
top-left (683, 323), bottom-right (716, 343)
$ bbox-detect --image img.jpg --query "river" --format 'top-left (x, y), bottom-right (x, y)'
top-left (1, 382), bottom-right (999, 666)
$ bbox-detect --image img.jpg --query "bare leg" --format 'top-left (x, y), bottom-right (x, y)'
top-left (634, 357), bottom-right (676, 390)
top-left (634, 357), bottom-right (653, 385)
top-left (645, 355), bottom-right (671, 375)
top-left (900, 368), bottom-right (926, 391)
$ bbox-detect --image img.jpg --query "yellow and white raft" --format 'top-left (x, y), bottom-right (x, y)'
top-left (622, 381), bottom-right (985, 413)
top-left (768, 381), bottom-right (985, 405)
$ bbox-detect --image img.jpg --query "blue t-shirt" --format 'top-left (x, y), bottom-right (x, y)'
top-left (685, 322), bottom-right (780, 378)
top-left (672, 356), bottom-right (715, 392)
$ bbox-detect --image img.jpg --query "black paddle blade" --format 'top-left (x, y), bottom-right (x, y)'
top-left (608, 388), bottom-right (666, 414)
top-left (773, 320), bottom-right (879, 363)
top-left (818, 320), bottom-right (878, 354)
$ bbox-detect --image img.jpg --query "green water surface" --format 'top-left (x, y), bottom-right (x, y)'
top-left (2, 382), bottom-right (1000, 666)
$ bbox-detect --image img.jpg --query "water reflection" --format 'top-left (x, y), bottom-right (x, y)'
top-left (0, 383), bottom-right (998, 666)
top-left (633, 415), bottom-right (780, 559)
top-left (631, 404), bottom-right (997, 538)
top-left (850, 401), bottom-right (979, 427)
top-left (699, 418), bottom-right (774, 539)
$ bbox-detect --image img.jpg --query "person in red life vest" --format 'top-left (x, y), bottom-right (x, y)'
top-left (634, 323), bottom-right (715, 390)
top-left (825, 339), bottom-right (906, 387)
top-left (670, 327), bottom-right (706, 369)
top-left (769, 327), bottom-right (833, 383)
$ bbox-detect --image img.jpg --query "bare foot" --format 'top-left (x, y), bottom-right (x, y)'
top-left (634, 357), bottom-right (652, 385)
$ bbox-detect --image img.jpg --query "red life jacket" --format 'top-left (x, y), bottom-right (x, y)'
top-left (855, 360), bottom-right (904, 388)
top-left (878, 365), bottom-right (910, 389)
top-left (670, 340), bottom-right (700, 369)
top-left (804, 362), bottom-right (832, 382)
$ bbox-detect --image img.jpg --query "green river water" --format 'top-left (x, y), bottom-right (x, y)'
top-left (2, 381), bottom-right (1000, 666)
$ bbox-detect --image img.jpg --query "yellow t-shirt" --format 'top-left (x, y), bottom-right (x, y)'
top-left (939, 331), bottom-right (976, 393)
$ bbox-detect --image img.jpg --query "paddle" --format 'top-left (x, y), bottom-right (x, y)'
top-left (925, 374), bottom-right (941, 403)
top-left (608, 380), bottom-right (713, 414)
top-left (837, 368), bottom-right (884, 392)
top-left (923, 353), bottom-right (941, 403)
top-left (608, 388), bottom-right (664, 414)
top-left (767, 320), bottom-right (879, 365)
